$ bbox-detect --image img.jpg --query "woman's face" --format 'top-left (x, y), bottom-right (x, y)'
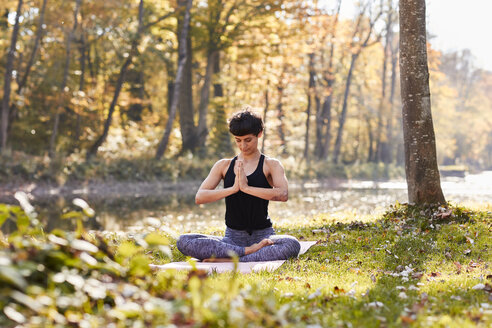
top-left (234, 131), bottom-right (262, 155)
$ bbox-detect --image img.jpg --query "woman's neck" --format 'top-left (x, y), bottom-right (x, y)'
top-left (239, 149), bottom-right (261, 162)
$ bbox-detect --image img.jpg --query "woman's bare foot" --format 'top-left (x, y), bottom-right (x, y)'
top-left (245, 239), bottom-right (274, 255)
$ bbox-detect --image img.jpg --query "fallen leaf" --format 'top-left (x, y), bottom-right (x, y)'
top-left (435, 209), bottom-right (452, 220)
top-left (400, 315), bottom-right (415, 324)
top-left (454, 262), bottom-right (462, 274)
top-left (430, 272), bottom-right (441, 277)
top-left (334, 286), bottom-right (345, 294)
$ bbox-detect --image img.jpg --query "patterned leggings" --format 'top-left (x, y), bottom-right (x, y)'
top-left (176, 227), bottom-right (301, 262)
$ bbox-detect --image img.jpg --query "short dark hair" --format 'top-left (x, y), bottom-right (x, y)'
top-left (228, 109), bottom-right (264, 136)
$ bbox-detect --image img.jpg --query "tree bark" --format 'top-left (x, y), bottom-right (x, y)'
top-left (1, 0), bottom-right (23, 152)
top-left (178, 8), bottom-right (197, 153)
top-left (155, 0), bottom-right (193, 159)
top-left (399, 0), bottom-right (445, 204)
top-left (49, 0), bottom-right (82, 158)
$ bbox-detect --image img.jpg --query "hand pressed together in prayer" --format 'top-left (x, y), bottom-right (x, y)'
top-left (233, 160), bottom-right (249, 192)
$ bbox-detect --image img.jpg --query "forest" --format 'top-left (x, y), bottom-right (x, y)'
top-left (1, 1), bottom-right (492, 327)
top-left (1, 0), bottom-right (491, 182)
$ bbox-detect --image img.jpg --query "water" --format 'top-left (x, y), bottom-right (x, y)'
top-left (4, 172), bottom-right (492, 234)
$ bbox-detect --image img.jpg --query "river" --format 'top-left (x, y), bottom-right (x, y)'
top-left (2, 171), bottom-right (492, 234)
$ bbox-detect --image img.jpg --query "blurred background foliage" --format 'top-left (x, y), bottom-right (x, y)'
top-left (0, 0), bottom-right (491, 183)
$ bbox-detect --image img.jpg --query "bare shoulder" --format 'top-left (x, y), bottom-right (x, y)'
top-left (263, 155), bottom-right (285, 172)
top-left (213, 158), bottom-right (234, 177)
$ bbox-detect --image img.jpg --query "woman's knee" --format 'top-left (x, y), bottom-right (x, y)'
top-left (176, 234), bottom-right (194, 253)
top-left (273, 236), bottom-right (301, 258)
top-left (285, 238), bottom-right (301, 257)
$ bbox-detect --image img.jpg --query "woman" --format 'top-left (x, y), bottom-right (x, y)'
top-left (176, 109), bottom-right (300, 262)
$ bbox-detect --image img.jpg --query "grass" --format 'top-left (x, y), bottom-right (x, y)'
top-left (1, 202), bottom-right (491, 327)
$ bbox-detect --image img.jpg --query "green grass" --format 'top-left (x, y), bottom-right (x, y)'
top-left (191, 204), bottom-right (491, 327)
top-left (1, 202), bottom-right (491, 327)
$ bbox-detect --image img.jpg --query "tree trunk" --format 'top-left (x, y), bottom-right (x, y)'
top-left (17, 0), bottom-right (47, 94)
top-left (74, 30), bottom-right (87, 146)
top-left (1, 0), bottom-right (23, 152)
top-left (315, 0), bottom-right (341, 160)
top-left (196, 50), bottom-right (214, 151)
top-left (87, 0), bottom-right (144, 160)
top-left (375, 18), bottom-right (391, 163)
top-left (178, 10), bottom-right (197, 153)
top-left (155, 0), bottom-right (193, 159)
top-left (304, 53), bottom-right (316, 161)
top-left (277, 85), bottom-right (287, 155)
top-left (261, 80), bottom-right (269, 153)
top-left (49, 0), bottom-right (82, 158)
top-left (386, 34), bottom-right (399, 163)
top-left (378, 9), bottom-right (396, 163)
top-left (211, 50), bottom-right (232, 156)
top-left (333, 53), bottom-right (357, 163)
top-left (304, 91), bottom-right (312, 161)
top-left (399, 0), bottom-right (445, 204)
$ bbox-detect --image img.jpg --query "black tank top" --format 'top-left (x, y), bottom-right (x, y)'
top-left (224, 154), bottom-right (273, 233)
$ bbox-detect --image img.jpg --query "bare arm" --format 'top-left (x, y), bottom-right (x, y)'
top-left (238, 159), bottom-right (288, 202)
top-left (195, 160), bottom-right (239, 204)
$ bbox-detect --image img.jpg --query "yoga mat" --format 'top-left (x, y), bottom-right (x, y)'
top-left (151, 240), bottom-right (318, 274)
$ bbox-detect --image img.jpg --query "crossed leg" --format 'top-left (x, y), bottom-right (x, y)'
top-left (176, 233), bottom-right (300, 262)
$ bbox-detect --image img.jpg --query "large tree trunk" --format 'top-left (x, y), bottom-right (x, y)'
top-left (0, 0), bottom-right (23, 152)
top-left (49, 0), bottom-right (82, 158)
top-left (399, 0), bottom-right (445, 204)
top-left (155, 0), bottom-right (193, 159)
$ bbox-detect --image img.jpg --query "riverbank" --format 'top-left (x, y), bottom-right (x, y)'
top-left (1, 203), bottom-right (491, 327)
top-left (0, 177), bottom-right (351, 204)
